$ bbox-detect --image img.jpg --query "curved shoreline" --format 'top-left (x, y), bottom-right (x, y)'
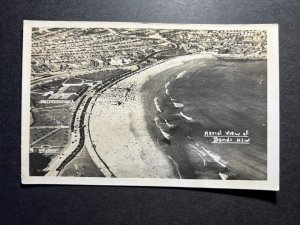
top-left (140, 57), bottom-right (214, 179)
top-left (141, 58), bottom-right (267, 180)
top-left (88, 54), bottom-right (212, 178)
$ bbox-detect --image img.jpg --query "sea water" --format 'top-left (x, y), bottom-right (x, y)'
top-left (142, 58), bottom-right (267, 180)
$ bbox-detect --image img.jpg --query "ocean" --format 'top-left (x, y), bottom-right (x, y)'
top-left (141, 58), bottom-right (267, 180)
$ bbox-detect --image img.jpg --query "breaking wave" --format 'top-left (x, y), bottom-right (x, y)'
top-left (165, 82), bottom-right (170, 95)
top-left (154, 97), bottom-right (162, 113)
top-left (173, 102), bottom-right (184, 108)
top-left (201, 146), bottom-right (227, 168)
top-left (180, 111), bottom-right (194, 121)
top-left (164, 119), bottom-right (175, 128)
top-left (154, 117), bottom-right (170, 140)
top-left (176, 71), bottom-right (186, 79)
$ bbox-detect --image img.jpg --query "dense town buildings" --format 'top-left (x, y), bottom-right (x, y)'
top-left (31, 28), bottom-right (267, 75)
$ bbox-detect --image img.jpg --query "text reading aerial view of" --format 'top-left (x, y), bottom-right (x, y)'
top-left (22, 21), bottom-right (279, 190)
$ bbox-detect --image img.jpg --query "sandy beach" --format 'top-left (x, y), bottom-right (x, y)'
top-left (89, 54), bottom-right (211, 178)
top-left (88, 54), bottom-right (267, 180)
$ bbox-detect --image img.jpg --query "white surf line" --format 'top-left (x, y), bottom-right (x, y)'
top-left (176, 70), bottom-right (186, 79)
top-left (156, 138), bottom-right (182, 179)
top-left (165, 82), bottom-right (170, 95)
top-left (190, 149), bottom-right (206, 166)
top-left (193, 144), bottom-right (229, 180)
top-left (173, 102), bottom-right (184, 108)
top-left (167, 155), bottom-right (182, 179)
top-left (188, 144), bottom-right (206, 166)
top-left (30, 128), bottom-right (61, 146)
top-left (154, 97), bottom-right (162, 113)
top-left (188, 144), bottom-right (206, 157)
top-left (180, 111), bottom-right (194, 121)
top-left (154, 117), bottom-right (170, 140)
top-left (201, 146), bottom-right (227, 168)
top-left (164, 119), bottom-right (175, 128)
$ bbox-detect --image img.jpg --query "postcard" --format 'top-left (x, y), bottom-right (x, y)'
top-left (22, 21), bottom-right (279, 190)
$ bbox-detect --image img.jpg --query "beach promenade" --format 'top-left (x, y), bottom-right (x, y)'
top-left (88, 54), bottom-right (212, 178)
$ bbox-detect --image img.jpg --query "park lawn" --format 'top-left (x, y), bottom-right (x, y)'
top-left (31, 128), bottom-right (70, 150)
top-left (77, 68), bottom-right (128, 81)
top-left (30, 128), bottom-right (55, 144)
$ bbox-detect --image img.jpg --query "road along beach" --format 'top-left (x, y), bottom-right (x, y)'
top-left (89, 53), bottom-right (268, 180)
top-left (88, 54), bottom-right (213, 178)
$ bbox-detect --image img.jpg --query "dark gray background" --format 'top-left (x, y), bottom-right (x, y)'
top-left (0, 0), bottom-right (299, 224)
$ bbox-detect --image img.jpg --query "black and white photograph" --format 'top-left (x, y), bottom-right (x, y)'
top-left (21, 21), bottom-right (279, 190)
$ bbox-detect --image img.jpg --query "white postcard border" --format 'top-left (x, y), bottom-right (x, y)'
top-left (22, 21), bottom-right (279, 190)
